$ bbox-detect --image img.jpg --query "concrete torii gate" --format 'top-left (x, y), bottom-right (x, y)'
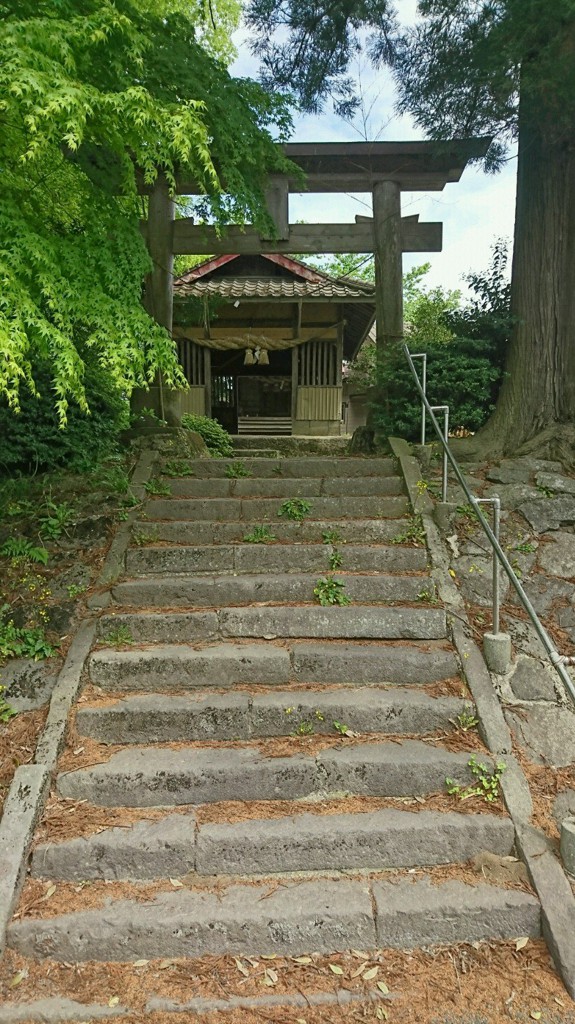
top-left (140, 138), bottom-right (489, 419)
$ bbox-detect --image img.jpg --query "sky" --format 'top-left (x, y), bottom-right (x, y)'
top-left (231, 4), bottom-right (518, 297)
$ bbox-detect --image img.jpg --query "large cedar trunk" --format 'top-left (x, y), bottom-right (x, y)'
top-left (460, 94), bottom-right (575, 456)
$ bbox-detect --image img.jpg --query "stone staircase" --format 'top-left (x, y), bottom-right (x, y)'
top-left (7, 454), bottom-right (540, 969)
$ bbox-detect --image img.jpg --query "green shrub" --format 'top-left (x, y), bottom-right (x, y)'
top-left (372, 336), bottom-right (503, 440)
top-left (0, 351), bottom-right (128, 474)
top-left (180, 414), bottom-right (233, 457)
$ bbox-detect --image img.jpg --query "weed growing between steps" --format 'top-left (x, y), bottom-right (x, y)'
top-left (313, 577), bottom-right (351, 606)
top-left (144, 478), bottom-right (171, 497)
top-left (162, 459), bottom-right (195, 477)
top-left (225, 461), bottom-right (251, 478)
top-left (243, 525), bottom-right (276, 543)
top-left (278, 498), bottom-right (312, 522)
top-left (0, 938), bottom-right (568, 1023)
top-left (392, 514), bottom-right (426, 546)
top-left (446, 755), bottom-right (506, 803)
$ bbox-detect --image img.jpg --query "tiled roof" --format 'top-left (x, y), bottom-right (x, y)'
top-left (174, 276), bottom-right (375, 300)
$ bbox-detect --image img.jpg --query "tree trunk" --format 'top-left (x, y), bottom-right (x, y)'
top-left (458, 94), bottom-right (575, 458)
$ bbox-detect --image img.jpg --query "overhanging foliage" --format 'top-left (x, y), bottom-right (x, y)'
top-left (0, 0), bottom-right (293, 422)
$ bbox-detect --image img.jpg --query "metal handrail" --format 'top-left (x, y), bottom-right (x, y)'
top-left (403, 342), bottom-right (575, 704)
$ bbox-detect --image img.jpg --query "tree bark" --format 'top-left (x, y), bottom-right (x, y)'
top-left (459, 93), bottom-right (575, 458)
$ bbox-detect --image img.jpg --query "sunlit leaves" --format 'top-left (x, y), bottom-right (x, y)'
top-left (0, 0), bottom-right (293, 421)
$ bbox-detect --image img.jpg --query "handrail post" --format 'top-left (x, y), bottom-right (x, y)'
top-left (430, 405), bottom-right (449, 502)
top-left (410, 353), bottom-right (427, 445)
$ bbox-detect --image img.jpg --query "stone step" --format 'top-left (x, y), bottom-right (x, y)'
top-left (131, 517), bottom-right (411, 546)
top-left (31, 808), bottom-right (514, 881)
top-left (6, 877), bottom-right (540, 962)
top-left (164, 476), bottom-right (404, 499)
top-left (146, 495), bottom-right (410, 521)
top-left (230, 448), bottom-right (280, 458)
top-left (289, 641), bottom-right (457, 684)
top-left (99, 604), bottom-right (443, 644)
top-left (125, 543), bottom-right (427, 576)
top-left (232, 435), bottom-right (351, 453)
top-left (111, 572), bottom-right (430, 608)
top-left (76, 688), bottom-right (467, 744)
top-left (55, 740), bottom-right (479, 806)
top-left (161, 457), bottom-right (397, 479)
top-left (89, 638), bottom-right (456, 692)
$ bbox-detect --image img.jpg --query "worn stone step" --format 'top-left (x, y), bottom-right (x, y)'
top-left (146, 495), bottom-right (410, 521)
top-left (232, 435), bottom-right (351, 454)
top-left (290, 641), bottom-right (458, 685)
top-left (55, 741), bottom-right (478, 806)
top-left (111, 572), bottom-right (429, 608)
top-left (131, 517), bottom-right (411, 546)
top-left (196, 809), bottom-right (514, 876)
top-left (371, 877), bottom-right (540, 949)
top-left (6, 877), bottom-right (540, 962)
top-left (164, 476), bottom-right (404, 499)
top-left (125, 543), bottom-right (427, 576)
top-left (89, 643), bottom-right (291, 691)
top-left (31, 808), bottom-right (514, 881)
top-left (99, 605), bottom-right (444, 644)
top-left (161, 457), bottom-right (397, 479)
top-left (89, 638), bottom-right (455, 692)
top-left (76, 689), bottom-right (467, 744)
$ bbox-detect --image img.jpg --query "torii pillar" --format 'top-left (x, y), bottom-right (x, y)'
top-left (373, 179), bottom-right (404, 359)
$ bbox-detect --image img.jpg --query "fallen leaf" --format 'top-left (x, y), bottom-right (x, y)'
top-left (351, 950), bottom-right (370, 960)
top-left (296, 1019), bottom-right (307, 1023)
top-left (261, 954), bottom-right (277, 960)
top-left (108, 997), bottom-right (119, 1007)
top-left (264, 968), bottom-right (278, 986)
top-left (530, 1013), bottom-right (542, 1021)
top-left (377, 981), bottom-right (390, 994)
top-left (169, 878), bottom-right (183, 888)
top-left (73, 746), bottom-right (85, 755)
top-left (351, 963), bottom-right (368, 978)
top-left (329, 964), bottom-right (344, 975)
top-left (449, 568), bottom-right (456, 578)
top-left (133, 960), bottom-right (149, 968)
top-left (515, 937), bottom-right (529, 951)
top-left (9, 971), bottom-right (27, 989)
top-left (41, 884), bottom-right (56, 901)
top-left (555, 997), bottom-right (565, 1007)
top-left (158, 959), bottom-right (176, 970)
top-left (292, 956), bottom-right (312, 965)
top-left (234, 958), bottom-right (249, 978)
top-left (363, 966), bottom-right (379, 981)
top-left (376, 1009), bottom-right (389, 1021)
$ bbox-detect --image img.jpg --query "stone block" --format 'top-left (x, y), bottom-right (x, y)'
top-left (89, 644), bottom-right (291, 691)
top-left (373, 877), bottom-right (540, 947)
top-left (509, 655), bottom-right (557, 701)
top-left (76, 692), bottom-right (252, 744)
top-left (195, 809), bottom-right (514, 875)
top-left (319, 740), bottom-right (476, 797)
top-left (292, 642), bottom-right (458, 685)
top-left (32, 813), bottom-right (197, 881)
top-left (7, 880), bottom-right (376, 961)
top-left (56, 746), bottom-right (319, 806)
